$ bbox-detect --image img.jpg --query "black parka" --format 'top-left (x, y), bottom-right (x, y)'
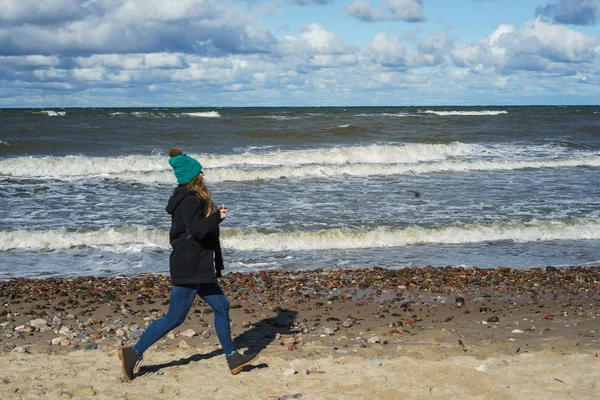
top-left (165, 186), bottom-right (224, 285)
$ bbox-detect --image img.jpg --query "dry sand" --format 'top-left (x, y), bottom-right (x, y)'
top-left (1, 267), bottom-right (599, 399)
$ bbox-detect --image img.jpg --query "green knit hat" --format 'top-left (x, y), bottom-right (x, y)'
top-left (168, 151), bottom-right (202, 184)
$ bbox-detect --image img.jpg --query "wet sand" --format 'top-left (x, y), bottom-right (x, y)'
top-left (1, 267), bottom-right (600, 399)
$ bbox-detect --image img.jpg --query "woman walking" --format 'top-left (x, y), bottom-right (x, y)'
top-left (118, 147), bottom-right (258, 381)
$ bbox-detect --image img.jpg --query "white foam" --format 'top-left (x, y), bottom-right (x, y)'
top-left (0, 227), bottom-right (169, 253)
top-left (182, 111), bottom-right (221, 118)
top-left (420, 110), bottom-right (508, 116)
top-left (355, 113), bottom-right (412, 117)
top-left (3, 219), bottom-right (600, 252)
top-left (41, 110), bottom-right (66, 117)
top-left (0, 143), bottom-right (476, 180)
top-left (224, 219), bottom-right (600, 251)
top-left (2, 153), bottom-right (600, 184)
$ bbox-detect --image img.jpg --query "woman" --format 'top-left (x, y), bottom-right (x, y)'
top-left (118, 147), bottom-right (258, 381)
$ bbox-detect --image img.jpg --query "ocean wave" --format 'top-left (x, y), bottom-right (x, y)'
top-left (1, 154), bottom-right (599, 184)
top-left (3, 219), bottom-right (600, 253)
top-left (181, 111), bottom-right (221, 118)
top-left (117, 155), bottom-right (600, 184)
top-left (40, 110), bottom-right (67, 117)
top-left (0, 143), bottom-right (476, 179)
top-left (420, 110), bottom-right (508, 116)
top-left (355, 113), bottom-right (412, 117)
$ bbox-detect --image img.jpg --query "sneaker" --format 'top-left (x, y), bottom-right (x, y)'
top-left (227, 351), bottom-right (259, 375)
top-left (118, 346), bottom-right (143, 381)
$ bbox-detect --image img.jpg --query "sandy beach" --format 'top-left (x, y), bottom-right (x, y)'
top-left (2, 267), bottom-right (600, 399)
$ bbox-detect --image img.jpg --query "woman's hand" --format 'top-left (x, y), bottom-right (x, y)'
top-left (219, 204), bottom-right (228, 220)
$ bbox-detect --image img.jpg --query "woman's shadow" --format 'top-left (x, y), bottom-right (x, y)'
top-left (138, 309), bottom-right (298, 376)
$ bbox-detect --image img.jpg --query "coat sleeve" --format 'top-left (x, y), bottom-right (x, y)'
top-left (214, 237), bottom-right (224, 277)
top-left (177, 196), bottom-right (222, 241)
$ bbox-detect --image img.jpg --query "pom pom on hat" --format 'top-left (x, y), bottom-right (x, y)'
top-left (168, 147), bottom-right (202, 184)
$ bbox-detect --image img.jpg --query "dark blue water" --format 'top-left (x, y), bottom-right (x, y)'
top-left (1, 106), bottom-right (599, 279)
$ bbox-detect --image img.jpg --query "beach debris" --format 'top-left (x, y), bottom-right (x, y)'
top-left (11, 346), bottom-right (28, 354)
top-left (283, 368), bottom-right (297, 376)
top-left (51, 337), bottom-right (71, 346)
top-left (512, 329), bottom-right (525, 334)
top-left (455, 297), bottom-right (465, 306)
top-left (367, 336), bottom-right (381, 344)
top-left (29, 318), bottom-right (50, 329)
top-left (487, 316), bottom-right (500, 323)
top-left (179, 329), bottom-right (197, 338)
top-left (458, 339), bottom-right (467, 352)
top-left (366, 359), bottom-right (383, 366)
top-left (336, 349), bottom-right (349, 354)
top-left (479, 307), bottom-right (492, 313)
top-left (84, 343), bottom-right (98, 350)
top-left (280, 394), bottom-right (303, 399)
top-left (475, 364), bottom-right (488, 372)
top-left (496, 359), bottom-right (509, 366)
top-left (290, 359), bottom-right (302, 369)
top-left (282, 336), bottom-right (296, 351)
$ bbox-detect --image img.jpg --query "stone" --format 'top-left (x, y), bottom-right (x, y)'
top-left (11, 346), bottom-right (28, 354)
top-left (30, 318), bottom-right (49, 328)
top-left (180, 329), bottom-right (197, 338)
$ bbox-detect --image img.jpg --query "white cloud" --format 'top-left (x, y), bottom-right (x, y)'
top-left (346, 0), bottom-right (425, 22)
top-left (279, 24), bottom-right (357, 57)
top-left (289, 0), bottom-right (334, 5)
top-left (366, 30), bottom-right (451, 68)
top-left (536, 0), bottom-right (600, 25)
top-left (450, 18), bottom-right (599, 74)
top-left (366, 32), bottom-right (412, 67)
top-left (0, 55), bottom-right (61, 68)
top-left (0, 0), bottom-right (275, 56)
top-left (0, 0), bottom-right (84, 25)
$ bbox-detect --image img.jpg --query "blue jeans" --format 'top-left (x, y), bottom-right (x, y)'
top-left (133, 283), bottom-right (235, 357)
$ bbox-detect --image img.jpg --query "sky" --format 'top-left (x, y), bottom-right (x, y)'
top-left (0, 0), bottom-right (599, 107)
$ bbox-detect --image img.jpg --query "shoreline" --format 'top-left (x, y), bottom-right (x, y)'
top-left (2, 266), bottom-right (600, 399)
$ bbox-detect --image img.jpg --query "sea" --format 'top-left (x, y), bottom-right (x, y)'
top-left (1, 106), bottom-right (599, 280)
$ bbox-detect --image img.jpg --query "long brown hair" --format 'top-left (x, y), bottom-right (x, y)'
top-left (169, 147), bottom-right (215, 217)
top-left (185, 173), bottom-right (216, 217)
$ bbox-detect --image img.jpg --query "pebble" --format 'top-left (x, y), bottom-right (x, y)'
top-left (367, 336), bottom-right (381, 344)
top-left (30, 318), bottom-right (49, 329)
top-left (11, 346), bottom-right (28, 354)
top-left (283, 368), bottom-right (297, 376)
top-left (180, 329), bottom-right (197, 338)
top-left (475, 364), bottom-right (488, 372)
top-left (280, 394), bottom-right (303, 399)
top-left (336, 349), bottom-right (349, 354)
top-left (177, 340), bottom-right (190, 348)
top-left (512, 329), bottom-right (525, 333)
top-left (366, 359), bottom-right (383, 366)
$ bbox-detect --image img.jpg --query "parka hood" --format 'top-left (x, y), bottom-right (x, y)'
top-left (166, 185), bottom-right (196, 215)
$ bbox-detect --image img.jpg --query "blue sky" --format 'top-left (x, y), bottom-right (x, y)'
top-left (0, 0), bottom-right (599, 107)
